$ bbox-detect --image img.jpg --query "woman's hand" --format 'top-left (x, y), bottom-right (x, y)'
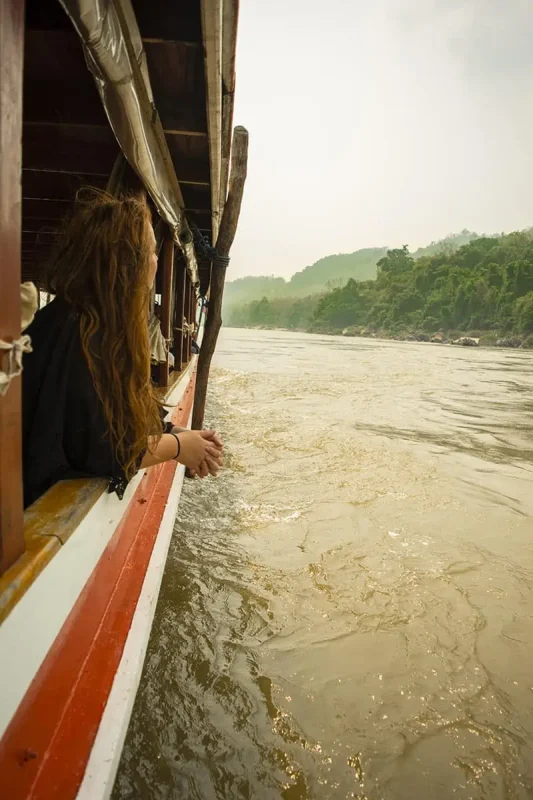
top-left (188, 429), bottom-right (224, 478)
top-left (172, 426), bottom-right (223, 450)
top-left (177, 429), bottom-right (222, 475)
top-left (141, 428), bottom-right (223, 472)
top-left (199, 429), bottom-right (223, 450)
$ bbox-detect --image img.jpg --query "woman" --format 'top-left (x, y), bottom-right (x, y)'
top-left (22, 189), bottom-right (222, 508)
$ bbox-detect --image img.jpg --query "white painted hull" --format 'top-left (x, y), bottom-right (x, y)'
top-left (0, 360), bottom-right (197, 799)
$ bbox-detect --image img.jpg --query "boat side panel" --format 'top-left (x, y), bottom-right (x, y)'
top-left (77, 417), bottom-right (190, 800)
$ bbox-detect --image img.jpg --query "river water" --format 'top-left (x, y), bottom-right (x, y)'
top-left (114, 328), bottom-right (533, 800)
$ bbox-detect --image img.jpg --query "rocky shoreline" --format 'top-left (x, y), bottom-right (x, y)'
top-left (338, 327), bottom-right (532, 349)
top-left (229, 324), bottom-right (533, 349)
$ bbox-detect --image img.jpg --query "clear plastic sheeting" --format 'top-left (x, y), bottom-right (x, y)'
top-left (59, 0), bottom-right (199, 286)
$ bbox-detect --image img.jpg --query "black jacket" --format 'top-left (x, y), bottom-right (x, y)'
top-left (22, 299), bottom-right (165, 507)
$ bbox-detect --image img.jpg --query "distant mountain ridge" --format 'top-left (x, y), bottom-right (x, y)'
top-left (225, 227), bottom-right (533, 344)
top-left (412, 229), bottom-right (482, 259)
top-left (223, 248), bottom-right (387, 309)
top-left (224, 230), bottom-right (485, 311)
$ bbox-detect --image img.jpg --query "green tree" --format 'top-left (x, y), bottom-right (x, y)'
top-left (226, 229), bottom-right (533, 338)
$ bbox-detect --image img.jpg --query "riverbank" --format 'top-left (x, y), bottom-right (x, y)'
top-left (224, 323), bottom-right (533, 349)
top-left (339, 327), bottom-right (533, 349)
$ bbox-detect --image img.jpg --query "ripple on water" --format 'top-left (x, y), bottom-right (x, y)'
top-left (114, 331), bottom-right (533, 800)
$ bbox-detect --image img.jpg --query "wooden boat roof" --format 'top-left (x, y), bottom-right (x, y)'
top-left (22, 0), bottom-right (237, 295)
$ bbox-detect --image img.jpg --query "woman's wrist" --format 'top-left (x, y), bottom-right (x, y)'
top-left (170, 431), bottom-right (181, 461)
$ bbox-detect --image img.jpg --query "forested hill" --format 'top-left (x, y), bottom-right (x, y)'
top-left (224, 231), bottom-right (485, 312)
top-left (225, 230), bottom-right (533, 346)
top-left (223, 248), bottom-right (387, 309)
top-left (412, 229), bottom-right (482, 259)
top-left (288, 249), bottom-right (386, 294)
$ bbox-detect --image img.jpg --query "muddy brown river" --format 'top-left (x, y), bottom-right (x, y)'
top-left (114, 329), bottom-right (533, 800)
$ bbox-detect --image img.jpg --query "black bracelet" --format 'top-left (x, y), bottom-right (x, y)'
top-left (169, 431), bottom-right (181, 461)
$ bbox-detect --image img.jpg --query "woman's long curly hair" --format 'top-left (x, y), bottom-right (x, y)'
top-left (45, 188), bottom-right (162, 479)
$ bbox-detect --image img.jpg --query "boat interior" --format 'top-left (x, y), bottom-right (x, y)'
top-left (0, 0), bottom-right (237, 616)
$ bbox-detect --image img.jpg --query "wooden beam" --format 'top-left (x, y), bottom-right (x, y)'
top-left (164, 129), bottom-right (207, 137)
top-left (220, 0), bottom-right (238, 204)
top-left (200, 0), bottom-right (223, 240)
top-left (179, 179), bottom-right (211, 187)
top-left (22, 170), bottom-right (108, 200)
top-left (158, 234), bottom-right (175, 386)
top-left (23, 198), bottom-right (71, 220)
top-left (25, 121), bottom-right (208, 139)
top-left (23, 122), bottom-right (119, 172)
top-left (191, 126), bottom-right (248, 431)
top-left (23, 167), bottom-right (109, 178)
top-left (131, 0), bottom-right (202, 42)
top-left (0, 0), bottom-right (25, 573)
top-left (142, 37), bottom-right (198, 45)
top-left (24, 120), bottom-right (206, 137)
top-left (184, 207), bottom-right (211, 217)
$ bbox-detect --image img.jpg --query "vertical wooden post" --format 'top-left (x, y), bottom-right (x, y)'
top-left (0, 0), bottom-right (25, 573)
top-left (173, 262), bottom-right (186, 370)
top-left (192, 289), bottom-right (198, 339)
top-left (183, 277), bottom-right (191, 364)
top-left (157, 232), bottom-right (174, 387)
top-left (192, 127), bottom-right (248, 431)
top-left (187, 284), bottom-right (194, 360)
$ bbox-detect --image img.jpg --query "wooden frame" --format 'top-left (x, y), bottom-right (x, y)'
top-left (220, 0), bottom-right (238, 203)
top-left (200, 0), bottom-right (223, 239)
top-left (0, 0), bottom-right (25, 574)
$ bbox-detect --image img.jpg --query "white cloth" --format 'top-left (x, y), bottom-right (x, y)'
top-left (21, 282), bottom-right (39, 331)
top-left (0, 335), bottom-right (32, 397)
top-left (0, 283), bottom-right (38, 396)
top-left (149, 313), bottom-right (169, 363)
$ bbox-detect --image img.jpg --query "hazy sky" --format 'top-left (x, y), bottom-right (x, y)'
top-left (229, 0), bottom-right (533, 280)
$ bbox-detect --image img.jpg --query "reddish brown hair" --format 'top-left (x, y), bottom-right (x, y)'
top-left (45, 189), bottom-right (162, 478)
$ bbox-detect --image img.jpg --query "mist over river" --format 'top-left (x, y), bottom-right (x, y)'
top-left (115, 328), bottom-right (533, 800)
